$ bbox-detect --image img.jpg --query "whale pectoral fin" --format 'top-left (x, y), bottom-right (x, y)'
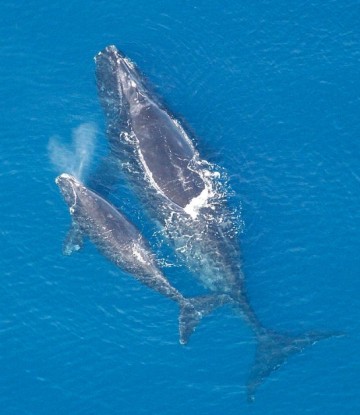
top-left (63, 221), bottom-right (84, 256)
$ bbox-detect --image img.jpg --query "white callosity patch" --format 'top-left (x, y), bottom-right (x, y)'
top-left (133, 249), bottom-right (146, 264)
top-left (55, 173), bottom-right (79, 215)
top-left (132, 244), bottom-right (148, 265)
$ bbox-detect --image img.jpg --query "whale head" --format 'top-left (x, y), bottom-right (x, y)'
top-left (55, 173), bottom-right (83, 213)
top-left (95, 45), bottom-right (147, 112)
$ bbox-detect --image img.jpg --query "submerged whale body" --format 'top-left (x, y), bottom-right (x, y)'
top-left (56, 173), bottom-right (229, 344)
top-left (88, 45), bottom-right (338, 400)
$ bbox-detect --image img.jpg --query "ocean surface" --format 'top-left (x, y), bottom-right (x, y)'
top-left (1, 1), bottom-right (359, 414)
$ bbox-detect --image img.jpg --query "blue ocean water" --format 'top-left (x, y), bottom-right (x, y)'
top-left (1, 0), bottom-right (359, 413)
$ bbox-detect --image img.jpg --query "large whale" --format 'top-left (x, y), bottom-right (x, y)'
top-left (56, 173), bottom-right (229, 344)
top-left (70, 46), bottom-right (338, 400)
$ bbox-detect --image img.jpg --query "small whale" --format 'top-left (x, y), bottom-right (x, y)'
top-left (56, 173), bottom-right (229, 344)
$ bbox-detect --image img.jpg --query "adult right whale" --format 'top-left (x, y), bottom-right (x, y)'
top-left (88, 45), bottom-right (339, 400)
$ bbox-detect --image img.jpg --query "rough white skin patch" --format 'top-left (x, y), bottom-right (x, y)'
top-left (58, 173), bottom-right (73, 181)
top-left (133, 246), bottom-right (147, 264)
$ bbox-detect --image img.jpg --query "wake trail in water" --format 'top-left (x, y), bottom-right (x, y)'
top-left (48, 122), bottom-right (98, 181)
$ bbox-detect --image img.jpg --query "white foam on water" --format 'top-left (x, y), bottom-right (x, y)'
top-left (183, 184), bottom-right (213, 219)
top-left (183, 166), bottom-right (224, 219)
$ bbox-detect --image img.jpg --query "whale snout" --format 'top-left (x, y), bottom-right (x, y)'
top-left (55, 173), bottom-right (76, 186)
top-left (95, 44), bottom-right (142, 96)
top-left (55, 173), bottom-right (79, 210)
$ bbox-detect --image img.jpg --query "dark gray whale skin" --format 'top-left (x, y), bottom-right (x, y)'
top-left (56, 173), bottom-right (228, 345)
top-left (90, 46), bottom-right (339, 400)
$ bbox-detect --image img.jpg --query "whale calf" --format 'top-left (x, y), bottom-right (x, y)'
top-left (56, 173), bottom-right (229, 344)
top-left (77, 45), bottom-right (339, 399)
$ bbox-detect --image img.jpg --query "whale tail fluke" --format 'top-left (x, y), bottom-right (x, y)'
top-left (179, 294), bottom-right (231, 345)
top-left (247, 329), bottom-right (343, 402)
